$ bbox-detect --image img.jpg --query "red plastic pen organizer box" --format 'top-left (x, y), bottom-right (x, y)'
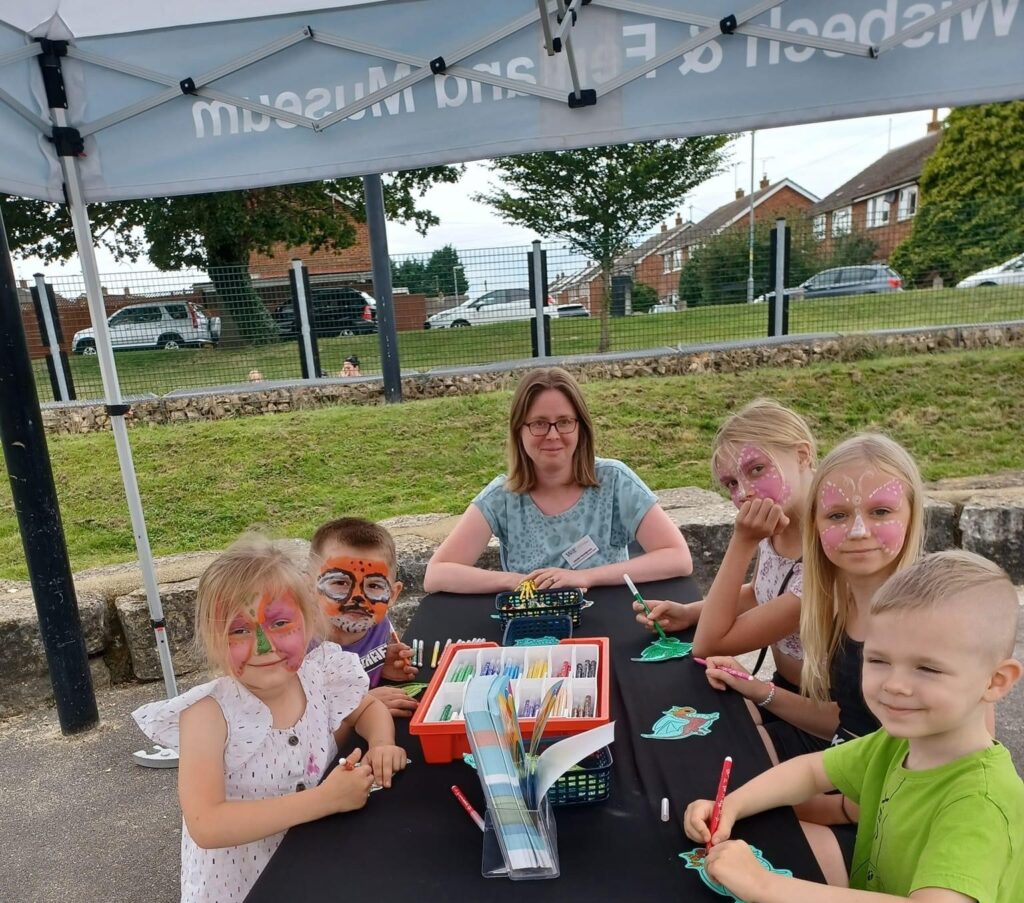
top-left (408, 638), bottom-right (611, 764)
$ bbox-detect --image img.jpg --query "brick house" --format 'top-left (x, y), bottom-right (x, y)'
top-left (636, 177), bottom-right (818, 306)
top-left (808, 124), bottom-right (942, 262)
top-left (248, 220), bottom-right (373, 280)
top-left (552, 178), bottom-right (817, 312)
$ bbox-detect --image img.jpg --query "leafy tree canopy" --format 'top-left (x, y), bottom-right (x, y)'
top-left (2, 168), bottom-right (461, 343)
top-left (891, 101), bottom-right (1024, 285)
top-left (475, 138), bottom-right (731, 349)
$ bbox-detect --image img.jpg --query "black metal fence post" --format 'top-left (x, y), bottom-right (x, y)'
top-left (31, 274), bottom-right (76, 402)
top-left (528, 241), bottom-right (551, 357)
top-left (768, 218), bottom-right (791, 338)
top-left (288, 259), bottom-right (322, 378)
top-left (0, 211), bottom-right (97, 734)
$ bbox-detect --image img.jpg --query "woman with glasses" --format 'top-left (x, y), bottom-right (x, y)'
top-left (424, 367), bottom-right (692, 593)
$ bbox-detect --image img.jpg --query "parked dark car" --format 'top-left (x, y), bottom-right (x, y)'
top-left (273, 288), bottom-right (377, 338)
top-left (755, 264), bottom-right (902, 303)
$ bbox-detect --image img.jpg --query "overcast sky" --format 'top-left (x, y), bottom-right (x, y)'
top-left (11, 107), bottom-right (943, 285)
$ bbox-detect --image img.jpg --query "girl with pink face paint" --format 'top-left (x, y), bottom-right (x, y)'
top-left (132, 535), bottom-right (407, 903)
top-left (635, 400), bottom-right (817, 699)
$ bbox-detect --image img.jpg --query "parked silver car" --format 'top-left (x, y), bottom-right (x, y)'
top-left (755, 264), bottom-right (903, 302)
top-left (73, 301), bottom-right (221, 354)
top-left (956, 252), bottom-right (1024, 288)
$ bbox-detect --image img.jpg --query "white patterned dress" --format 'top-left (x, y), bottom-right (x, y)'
top-left (133, 643), bottom-right (368, 903)
top-left (754, 538), bottom-right (804, 660)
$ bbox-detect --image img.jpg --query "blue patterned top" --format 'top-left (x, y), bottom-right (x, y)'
top-left (472, 458), bottom-right (658, 574)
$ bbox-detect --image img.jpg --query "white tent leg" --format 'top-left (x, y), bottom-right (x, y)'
top-left (54, 112), bottom-right (179, 718)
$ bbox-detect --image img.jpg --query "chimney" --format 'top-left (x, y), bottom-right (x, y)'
top-left (660, 222), bottom-right (667, 232)
top-left (675, 213), bottom-right (683, 226)
top-left (760, 175), bottom-right (770, 190)
top-left (735, 188), bottom-right (744, 200)
top-left (926, 108), bottom-right (942, 134)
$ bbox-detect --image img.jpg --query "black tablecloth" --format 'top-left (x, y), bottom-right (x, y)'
top-left (247, 578), bottom-right (823, 900)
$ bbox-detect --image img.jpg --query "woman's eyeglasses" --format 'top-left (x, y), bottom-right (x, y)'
top-left (523, 417), bottom-right (578, 436)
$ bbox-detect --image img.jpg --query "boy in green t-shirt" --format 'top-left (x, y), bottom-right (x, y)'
top-left (684, 549), bottom-right (1024, 902)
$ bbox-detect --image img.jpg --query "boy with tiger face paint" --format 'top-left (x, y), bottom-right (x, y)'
top-left (311, 518), bottom-right (419, 718)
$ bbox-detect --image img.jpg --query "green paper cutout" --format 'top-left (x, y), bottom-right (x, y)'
top-left (395, 682), bottom-right (428, 698)
top-left (642, 706), bottom-right (719, 739)
top-left (680, 845), bottom-right (793, 901)
top-left (632, 636), bottom-right (693, 662)
top-left (254, 623), bottom-right (272, 655)
top-left (513, 636), bottom-right (559, 647)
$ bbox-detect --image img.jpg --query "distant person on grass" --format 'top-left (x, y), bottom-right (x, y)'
top-left (424, 366), bottom-right (692, 594)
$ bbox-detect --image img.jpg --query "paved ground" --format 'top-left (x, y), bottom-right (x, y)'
top-left (2, 608), bottom-right (1022, 902)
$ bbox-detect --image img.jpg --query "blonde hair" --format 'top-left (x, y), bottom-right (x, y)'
top-left (506, 367), bottom-right (599, 493)
top-left (195, 534), bottom-right (326, 674)
top-left (711, 398), bottom-right (817, 485)
top-left (872, 550), bottom-right (1019, 660)
top-left (800, 434), bottom-right (925, 702)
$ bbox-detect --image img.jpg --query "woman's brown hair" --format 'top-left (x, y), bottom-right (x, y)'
top-left (505, 367), bottom-right (599, 493)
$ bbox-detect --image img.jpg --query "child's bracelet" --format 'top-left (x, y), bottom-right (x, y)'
top-left (840, 796), bottom-right (854, 824)
top-left (756, 681), bottom-right (776, 708)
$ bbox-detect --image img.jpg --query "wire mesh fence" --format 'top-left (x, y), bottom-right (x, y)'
top-left (20, 197), bottom-right (1024, 404)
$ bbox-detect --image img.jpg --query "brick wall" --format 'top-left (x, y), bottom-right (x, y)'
top-left (248, 222), bottom-right (373, 277)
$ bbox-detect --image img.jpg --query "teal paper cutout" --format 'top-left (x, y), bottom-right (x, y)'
top-left (632, 636), bottom-right (693, 662)
top-left (680, 845), bottom-right (793, 901)
top-left (513, 636), bottom-right (559, 647)
top-left (642, 706), bottom-right (719, 739)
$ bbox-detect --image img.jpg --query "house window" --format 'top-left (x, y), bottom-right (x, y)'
top-left (812, 214), bottom-right (826, 240)
top-left (898, 186), bottom-right (918, 221)
top-left (662, 250), bottom-right (683, 272)
top-left (662, 253), bottom-right (672, 274)
top-left (832, 206), bottom-right (852, 236)
top-left (866, 195), bottom-right (891, 228)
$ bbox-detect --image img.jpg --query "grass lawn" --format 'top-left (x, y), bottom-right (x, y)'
top-left (34, 285), bottom-right (1024, 401)
top-left (4, 347), bottom-right (1023, 580)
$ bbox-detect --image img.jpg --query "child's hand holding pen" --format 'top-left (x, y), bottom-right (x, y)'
top-left (320, 748), bottom-right (375, 813)
top-left (632, 598), bottom-right (699, 633)
top-left (381, 638), bottom-right (417, 681)
top-left (701, 656), bottom-right (774, 705)
top-left (683, 796), bottom-right (737, 847)
top-left (365, 743), bottom-right (408, 789)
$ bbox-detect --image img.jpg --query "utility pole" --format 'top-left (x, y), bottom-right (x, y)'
top-left (747, 130), bottom-right (756, 303)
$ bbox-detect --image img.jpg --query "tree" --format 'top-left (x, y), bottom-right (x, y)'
top-left (890, 101), bottom-right (1024, 286)
top-left (391, 244), bottom-right (469, 298)
top-left (2, 167), bottom-right (461, 343)
top-left (475, 139), bottom-right (731, 351)
top-left (679, 212), bottom-right (822, 307)
top-left (630, 282), bottom-right (658, 314)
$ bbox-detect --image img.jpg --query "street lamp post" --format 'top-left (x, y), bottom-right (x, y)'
top-left (452, 264), bottom-right (464, 301)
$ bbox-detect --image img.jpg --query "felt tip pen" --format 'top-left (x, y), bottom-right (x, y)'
top-left (450, 784), bottom-right (485, 831)
top-left (661, 797), bottom-right (670, 822)
top-left (707, 756), bottom-right (733, 851)
top-left (694, 657), bottom-right (754, 682)
top-left (623, 573), bottom-right (668, 640)
top-left (430, 640), bottom-right (440, 668)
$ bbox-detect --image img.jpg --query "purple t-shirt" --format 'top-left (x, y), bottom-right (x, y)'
top-left (341, 617), bottom-right (392, 688)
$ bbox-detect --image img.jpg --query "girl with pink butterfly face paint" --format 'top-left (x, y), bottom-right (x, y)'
top-left (801, 435), bottom-right (925, 730)
top-left (132, 535), bottom-right (407, 903)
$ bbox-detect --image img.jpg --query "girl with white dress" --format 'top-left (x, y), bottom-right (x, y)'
top-left (133, 535), bottom-right (406, 903)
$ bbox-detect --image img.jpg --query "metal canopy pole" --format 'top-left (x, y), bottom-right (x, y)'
top-left (362, 174), bottom-right (402, 403)
top-left (33, 273), bottom-right (71, 402)
top-left (45, 105), bottom-right (179, 707)
top-left (0, 208), bottom-right (98, 735)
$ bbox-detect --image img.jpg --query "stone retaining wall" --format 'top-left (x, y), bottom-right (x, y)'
top-left (2, 484), bottom-right (1022, 718)
top-left (41, 324), bottom-right (1024, 434)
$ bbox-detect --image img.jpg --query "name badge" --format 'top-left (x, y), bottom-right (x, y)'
top-left (562, 535), bottom-right (599, 569)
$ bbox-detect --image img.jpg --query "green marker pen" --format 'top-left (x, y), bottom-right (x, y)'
top-left (624, 573), bottom-right (668, 640)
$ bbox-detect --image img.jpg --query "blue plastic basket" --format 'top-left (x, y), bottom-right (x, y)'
top-left (502, 615), bottom-right (573, 646)
top-left (495, 588), bottom-right (585, 627)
